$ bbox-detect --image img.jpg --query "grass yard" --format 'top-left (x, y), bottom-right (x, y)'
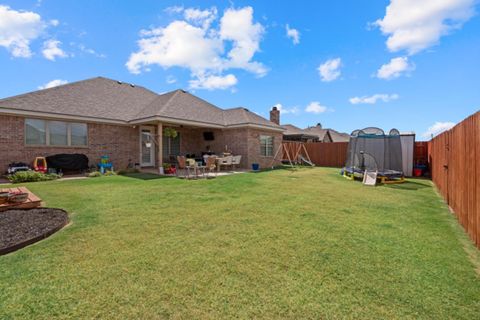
top-left (1, 167), bottom-right (479, 319)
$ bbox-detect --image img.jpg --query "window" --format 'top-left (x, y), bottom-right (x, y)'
top-left (25, 119), bottom-right (87, 146)
top-left (260, 135), bottom-right (274, 156)
top-left (71, 123), bottom-right (88, 146)
top-left (49, 121), bottom-right (68, 145)
top-left (25, 119), bottom-right (46, 145)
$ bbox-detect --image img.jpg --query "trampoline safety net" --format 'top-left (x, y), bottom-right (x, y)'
top-left (345, 127), bottom-right (403, 174)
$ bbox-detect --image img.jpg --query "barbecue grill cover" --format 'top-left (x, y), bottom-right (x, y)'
top-left (46, 154), bottom-right (89, 171)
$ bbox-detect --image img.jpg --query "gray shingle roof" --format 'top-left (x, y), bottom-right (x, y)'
top-left (328, 130), bottom-right (350, 142)
top-left (0, 77), bottom-right (282, 130)
top-left (0, 77), bottom-right (159, 121)
top-left (293, 125), bottom-right (350, 142)
top-left (223, 107), bottom-right (281, 129)
top-left (282, 124), bottom-right (306, 135)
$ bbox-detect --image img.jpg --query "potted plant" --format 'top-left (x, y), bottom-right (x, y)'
top-left (162, 163), bottom-right (171, 173)
top-left (163, 127), bottom-right (178, 159)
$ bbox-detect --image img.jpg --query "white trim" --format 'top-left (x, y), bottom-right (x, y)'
top-left (130, 116), bottom-right (224, 128)
top-left (139, 126), bottom-right (155, 167)
top-left (1, 108), bottom-right (127, 125)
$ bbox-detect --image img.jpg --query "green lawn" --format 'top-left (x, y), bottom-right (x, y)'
top-left (1, 168), bottom-right (479, 319)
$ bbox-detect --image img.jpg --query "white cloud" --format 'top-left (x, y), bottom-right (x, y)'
top-left (376, 56), bottom-right (415, 79)
top-left (184, 7), bottom-right (217, 29)
top-left (164, 5), bottom-right (184, 14)
top-left (375, 0), bottom-right (475, 54)
top-left (126, 6), bottom-right (266, 90)
top-left (189, 74), bottom-right (237, 90)
top-left (38, 79), bottom-right (68, 89)
top-left (42, 39), bottom-right (67, 61)
top-left (166, 75), bottom-right (177, 84)
top-left (49, 19), bottom-right (59, 27)
top-left (0, 5), bottom-right (46, 58)
top-left (305, 101), bottom-right (328, 114)
top-left (126, 20), bottom-right (223, 75)
top-left (318, 58), bottom-right (342, 82)
top-left (286, 24), bottom-right (300, 45)
top-left (422, 121), bottom-right (455, 138)
top-left (273, 103), bottom-right (300, 114)
top-left (219, 7), bottom-right (267, 76)
top-left (349, 93), bottom-right (399, 104)
top-left (78, 44), bottom-right (106, 58)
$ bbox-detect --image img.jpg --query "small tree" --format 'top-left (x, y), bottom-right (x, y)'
top-left (163, 127), bottom-right (178, 160)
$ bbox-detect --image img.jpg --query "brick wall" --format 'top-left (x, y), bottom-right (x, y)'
top-left (165, 126), bottom-right (282, 169)
top-left (246, 128), bottom-right (283, 169)
top-left (0, 115), bottom-right (139, 173)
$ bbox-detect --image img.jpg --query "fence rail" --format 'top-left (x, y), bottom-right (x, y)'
top-left (428, 111), bottom-right (479, 248)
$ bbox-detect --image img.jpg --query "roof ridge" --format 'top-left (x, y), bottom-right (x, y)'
top-left (0, 76), bottom-right (160, 105)
top-left (0, 76), bottom-right (102, 104)
top-left (241, 108), bottom-right (250, 124)
top-left (157, 89), bottom-right (182, 115)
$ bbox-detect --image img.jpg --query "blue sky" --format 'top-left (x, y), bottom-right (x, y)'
top-left (1, 0), bottom-right (479, 139)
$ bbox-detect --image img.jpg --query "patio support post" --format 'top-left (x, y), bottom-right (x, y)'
top-left (157, 123), bottom-right (163, 167)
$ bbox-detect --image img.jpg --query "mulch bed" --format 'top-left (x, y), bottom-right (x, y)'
top-left (0, 208), bottom-right (69, 255)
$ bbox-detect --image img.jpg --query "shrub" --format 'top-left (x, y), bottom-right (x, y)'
top-left (7, 171), bottom-right (61, 183)
top-left (104, 171), bottom-right (117, 176)
top-left (88, 171), bottom-right (102, 178)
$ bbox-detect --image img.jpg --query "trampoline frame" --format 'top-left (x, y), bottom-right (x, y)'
top-left (342, 127), bottom-right (405, 184)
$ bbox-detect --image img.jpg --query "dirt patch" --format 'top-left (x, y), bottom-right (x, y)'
top-left (0, 208), bottom-right (69, 255)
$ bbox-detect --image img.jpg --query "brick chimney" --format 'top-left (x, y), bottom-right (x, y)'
top-left (270, 106), bottom-right (280, 125)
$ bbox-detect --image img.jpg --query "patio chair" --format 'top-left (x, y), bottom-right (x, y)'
top-left (185, 158), bottom-right (205, 179)
top-left (217, 155), bottom-right (233, 172)
top-left (205, 156), bottom-right (217, 178)
top-left (231, 155), bottom-right (242, 171)
top-left (176, 156), bottom-right (190, 179)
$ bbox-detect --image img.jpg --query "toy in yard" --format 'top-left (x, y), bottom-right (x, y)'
top-left (342, 127), bottom-right (404, 184)
top-left (7, 162), bottom-right (30, 175)
top-left (269, 142), bottom-right (315, 169)
top-left (97, 155), bottom-right (114, 174)
top-left (33, 157), bottom-right (47, 173)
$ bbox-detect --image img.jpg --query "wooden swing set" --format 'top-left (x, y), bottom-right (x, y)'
top-left (269, 142), bottom-right (315, 169)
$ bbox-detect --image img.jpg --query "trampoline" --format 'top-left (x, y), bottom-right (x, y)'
top-left (342, 127), bottom-right (404, 183)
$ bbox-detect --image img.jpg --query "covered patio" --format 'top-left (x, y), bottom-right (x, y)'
top-left (135, 121), bottom-right (249, 176)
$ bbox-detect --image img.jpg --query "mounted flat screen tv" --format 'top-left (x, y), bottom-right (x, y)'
top-left (203, 131), bottom-right (215, 141)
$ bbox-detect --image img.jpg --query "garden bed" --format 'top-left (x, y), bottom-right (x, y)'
top-left (0, 208), bottom-right (69, 255)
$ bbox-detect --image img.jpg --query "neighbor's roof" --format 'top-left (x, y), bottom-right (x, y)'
top-left (282, 124), bottom-right (318, 138)
top-left (303, 126), bottom-right (350, 142)
top-left (328, 130), bottom-right (350, 142)
top-left (304, 126), bottom-right (331, 141)
top-left (0, 77), bottom-right (282, 131)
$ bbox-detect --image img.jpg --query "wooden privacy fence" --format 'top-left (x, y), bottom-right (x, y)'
top-left (428, 111), bottom-right (479, 248)
top-left (282, 142), bottom-right (348, 167)
top-left (305, 142), bottom-right (349, 167)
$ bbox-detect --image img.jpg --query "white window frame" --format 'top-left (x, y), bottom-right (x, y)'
top-left (260, 135), bottom-right (274, 157)
top-left (24, 118), bottom-right (88, 147)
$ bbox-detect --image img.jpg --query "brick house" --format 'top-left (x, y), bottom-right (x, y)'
top-left (0, 77), bottom-right (283, 173)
